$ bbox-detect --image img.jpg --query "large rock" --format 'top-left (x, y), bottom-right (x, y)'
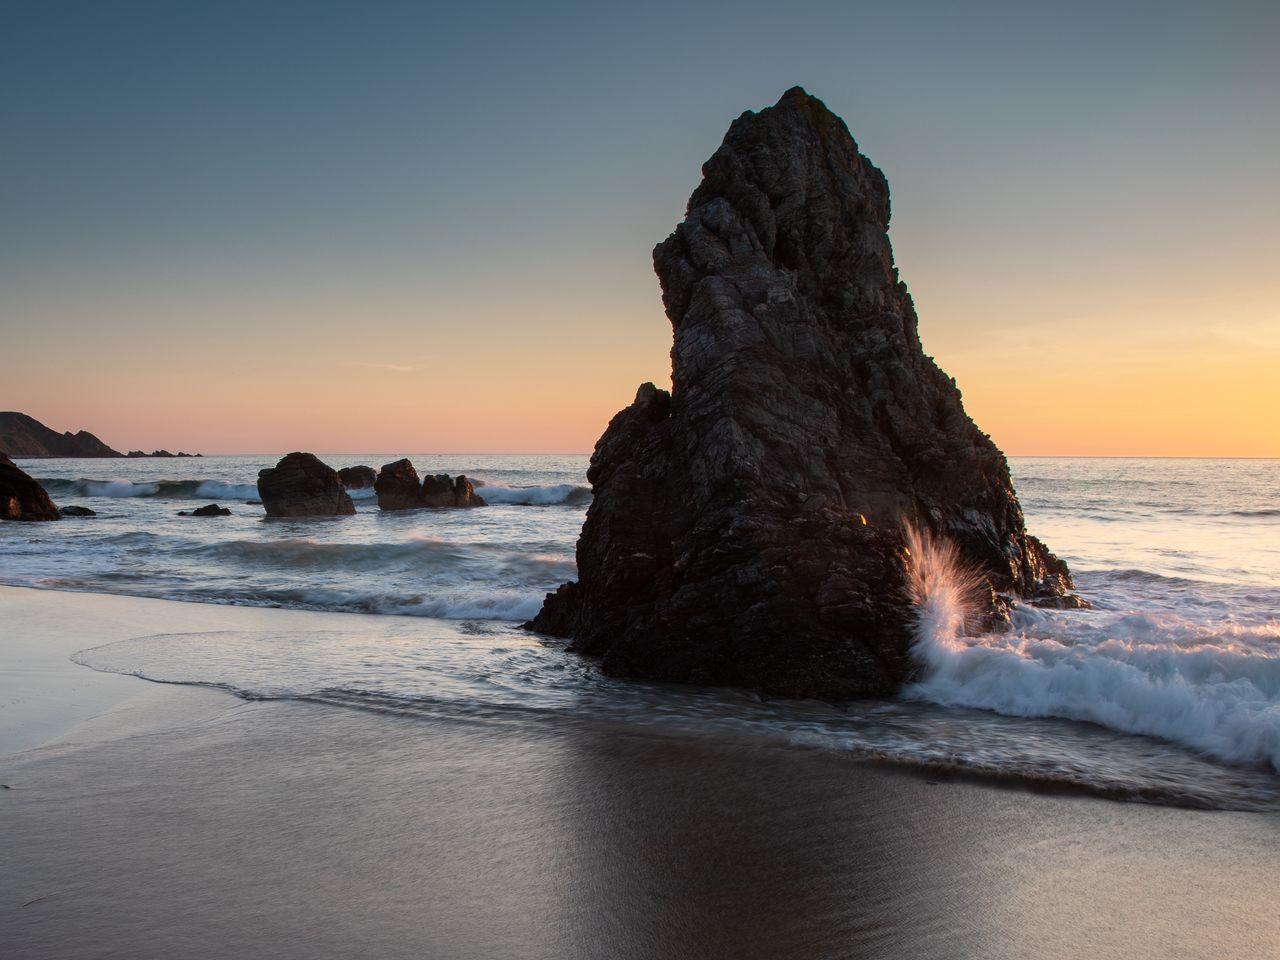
top-left (257, 453), bottom-right (355, 517)
top-left (339, 465), bottom-right (377, 490)
top-left (1, 454), bottom-right (60, 520)
top-left (455, 476), bottom-right (485, 509)
top-left (530, 87), bottom-right (1076, 699)
top-left (422, 473), bottom-right (486, 509)
top-left (375, 460), bottom-right (487, 510)
top-left (374, 459), bottom-right (425, 510)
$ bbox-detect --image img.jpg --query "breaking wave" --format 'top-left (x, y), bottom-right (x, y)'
top-left (33, 578), bottom-right (549, 621)
top-left (37, 478), bottom-right (259, 500)
top-left (186, 536), bottom-right (577, 578)
top-left (903, 524), bottom-right (1280, 772)
top-left (195, 481), bottom-right (260, 500)
top-left (475, 483), bottom-right (591, 506)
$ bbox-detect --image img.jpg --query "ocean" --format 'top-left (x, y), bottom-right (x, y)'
top-left (3, 455), bottom-right (1278, 810)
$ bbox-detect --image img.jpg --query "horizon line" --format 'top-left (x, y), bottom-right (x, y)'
top-left (13, 451), bottom-right (1277, 461)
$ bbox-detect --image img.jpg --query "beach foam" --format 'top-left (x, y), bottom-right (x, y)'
top-left (473, 483), bottom-right (591, 506)
top-left (905, 526), bottom-right (1280, 771)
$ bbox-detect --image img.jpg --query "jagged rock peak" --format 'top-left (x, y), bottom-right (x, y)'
top-left (530, 88), bottom-right (1077, 699)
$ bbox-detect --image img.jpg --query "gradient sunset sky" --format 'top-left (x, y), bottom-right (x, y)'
top-left (3, 1), bottom-right (1276, 456)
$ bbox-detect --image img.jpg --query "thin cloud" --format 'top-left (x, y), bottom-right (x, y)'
top-left (1212, 318), bottom-right (1280, 351)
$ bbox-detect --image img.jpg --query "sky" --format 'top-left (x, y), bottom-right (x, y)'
top-left (2, 0), bottom-right (1277, 456)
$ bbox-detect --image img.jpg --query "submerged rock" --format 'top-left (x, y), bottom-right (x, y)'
top-left (530, 87), bottom-right (1077, 699)
top-left (179, 503), bottom-right (230, 517)
top-left (375, 460), bottom-right (487, 510)
top-left (0, 454), bottom-right (60, 521)
top-left (59, 505), bottom-right (96, 517)
top-left (338, 465), bottom-right (378, 490)
top-left (257, 453), bottom-right (355, 518)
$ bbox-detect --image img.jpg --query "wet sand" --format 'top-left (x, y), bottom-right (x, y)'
top-left (2, 586), bottom-right (1278, 959)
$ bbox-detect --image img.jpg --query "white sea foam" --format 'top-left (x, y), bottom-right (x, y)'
top-left (238, 586), bottom-right (547, 621)
top-left (476, 483), bottom-right (590, 506)
top-left (392, 593), bottom-right (545, 621)
top-left (903, 524), bottom-right (1280, 771)
top-left (83, 479), bottom-right (161, 497)
top-left (194, 481), bottom-right (260, 500)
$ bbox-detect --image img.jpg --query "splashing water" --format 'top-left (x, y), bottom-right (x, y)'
top-left (901, 524), bottom-right (1280, 772)
top-left (903, 522), bottom-right (985, 665)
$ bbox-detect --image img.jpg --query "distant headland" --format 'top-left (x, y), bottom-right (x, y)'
top-left (0, 412), bottom-right (201, 458)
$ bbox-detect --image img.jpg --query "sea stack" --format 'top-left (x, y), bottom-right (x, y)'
top-left (257, 453), bottom-right (356, 517)
top-left (1, 454), bottom-right (60, 520)
top-left (374, 459), bottom-right (487, 510)
top-left (531, 87), bottom-right (1076, 698)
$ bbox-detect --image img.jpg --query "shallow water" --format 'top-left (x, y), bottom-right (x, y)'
top-left (5, 454), bottom-right (1279, 809)
top-left (7, 454), bottom-right (586, 621)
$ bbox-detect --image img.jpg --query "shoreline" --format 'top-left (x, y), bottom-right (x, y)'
top-left (0, 584), bottom-right (428, 757)
top-left (0, 585), bottom-right (242, 756)
top-left (5, 582), bottom-right (1280, 811)
top-left (3, 585), bottom-right (1280, 958)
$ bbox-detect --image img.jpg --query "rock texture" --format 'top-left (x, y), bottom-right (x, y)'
top-left (339, 465), bottom-right (378, 490)
top-left (0, 412), bottom-right (122, 458)
top-left (257, 453), bottom-right (355, 517)
top-left (375, 459), bottom-right (426, 510)
top-left (530, 87), bottom-right (1076, 699)
top-left (1, 454), bottom-right (60, 520)
top-left (375, 459), bottom-right (487, 510)
top-left (423, 474), bottom-right (485, 509)
top-left (59, 505), bottom-right (96, 517)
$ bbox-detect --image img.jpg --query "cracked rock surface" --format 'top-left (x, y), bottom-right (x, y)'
top-left (531, 87), bottom-right (1074, 698)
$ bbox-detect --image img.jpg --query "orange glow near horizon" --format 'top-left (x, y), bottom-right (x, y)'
top-left (924, 297), bottom-right (1280, 459)
top-left (4, 3), bottom-right (1277, 461)
top-left (5, 182), bottom-right (1277, 460)
top-left (7, 287), bottom-right (1277, 459)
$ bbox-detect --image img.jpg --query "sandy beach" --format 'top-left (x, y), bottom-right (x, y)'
top-left (1, 585), bottom-right (1276, 959)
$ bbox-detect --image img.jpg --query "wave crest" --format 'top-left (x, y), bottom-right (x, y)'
top-left (37, 478), bottom-right (261, 500)
top-left (904, 528), bottom-right (1280, 771)
top-left (474, 483), bottom-right (591, 506)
